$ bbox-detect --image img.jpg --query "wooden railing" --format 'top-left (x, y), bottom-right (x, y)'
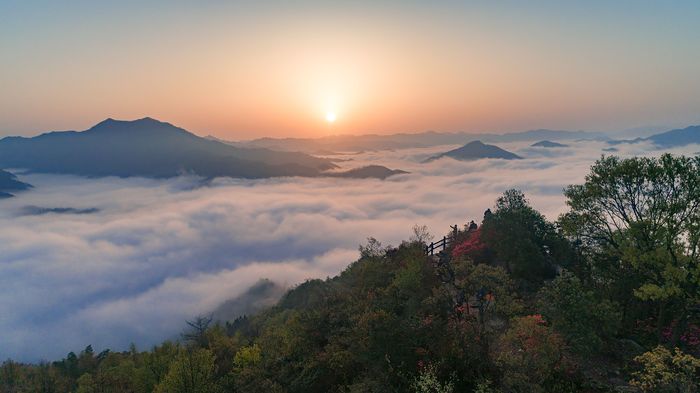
top-left (424, 235), bottom-right (454, 256)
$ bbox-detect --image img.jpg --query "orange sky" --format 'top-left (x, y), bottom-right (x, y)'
top-left (1, 2), bottom-right (700, 139)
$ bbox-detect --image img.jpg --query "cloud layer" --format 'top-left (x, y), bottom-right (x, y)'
top-left (1, 140), bottom-right (696, 361)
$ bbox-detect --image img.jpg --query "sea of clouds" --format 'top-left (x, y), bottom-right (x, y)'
top-left (1, 140), bottom-right (697, 361)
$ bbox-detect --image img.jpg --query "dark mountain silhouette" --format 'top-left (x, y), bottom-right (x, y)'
top-left (425, 141), bottom-right (522, 162)
top-left (329, 165), bottom-right (408, 179)
top-left (531, 140), bottom-right (568, 148)
top-left (0, 118), bottom-right (399, 180)
top-left (0, 169), bottom-right (32, 198)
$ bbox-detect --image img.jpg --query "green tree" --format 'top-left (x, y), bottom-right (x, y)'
top-left (77, 345), bottom-right (96, 376)
top-left (481, 189), bottom-right (569, 287)
top-left (561, 154), bottom-right (700, 343)
top-left (75, 373), bottom-right (96, 393)
top-left (411, 364), bottom-right (454, 393)
top-left (141, 341), bottom-right (180, 390)
top-left (233, 344), bottom-right (261, 369)
top-left (25, 362), bottom-right (69, 393)
top-left (154, 348), bottom-right (221, 393)
top-left (629, 346), bottom-right (700, 392)
top-left (537, 271), bottom-right (620, 354)
top-left (92, 352), bottom-right (146, 393)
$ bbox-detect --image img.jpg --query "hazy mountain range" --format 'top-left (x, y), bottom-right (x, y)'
top-left (642, 125), bottom-right (700, 147)
top-left (218, 124), bottom-right (700, 154)
top-left (1, 120), bottom-right (698, 199)
top-left (215, 129), bottom-right (606, 154)
top-left (0, 118), bottom-right (402, 181)
top-left (609, 125), bottom-right (700, 148)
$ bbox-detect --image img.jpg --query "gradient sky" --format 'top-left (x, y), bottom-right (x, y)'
top-left (2, 1), bottom-right (700, 139)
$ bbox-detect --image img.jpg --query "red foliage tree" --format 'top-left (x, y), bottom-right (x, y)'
top-left (452, 228), bottom-right (487, 261)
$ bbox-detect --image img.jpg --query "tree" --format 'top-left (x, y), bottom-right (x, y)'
top-left (154, 348), bottom-right (220, 393)
top-left (411, 363), bottom-right (454, 393)
top-left (629, 346), bottom-right (700, 392)
top-left (536, 271), bottom-right (620, 354)
top-left (481, 190), bottom-right (569, 287)
top-left (451, 228), bottom-right (487, 261)
top-left (75, 373), bottom-right (96, 393)
top-left (233, 344), bottom-right (261, 369)
top-left (444, 256), bottom-right (524, 326)
top-left (410, 224), bottom-right (434, 245)
top-left (359, 237), bottom-right (390, 259)
top-left (492, 315), bottom-right (567, 393)
top-left (1, 359), bottom-right (21, 393)
top-left (183, 315), bottom-right (213, 348)
top-left (142, 341), bottom-right (180, 389)
top-left (77, 345), bottom-right (97, 376)
top-left (561, 154), bottom-right (700, 344)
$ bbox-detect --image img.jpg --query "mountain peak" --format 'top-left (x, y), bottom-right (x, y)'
top-left (531, 140), bottom-right (568, 148)
top-left (425, 140), bottom-right (521, 162)
top-left (94, 117), bottom-right (164, 127)
top-left (94, 117), bottom-right (117, 126)
top-left (134, 116), bottom-right (162, 124)
top-left (86, 117), bottom-right (182, 136)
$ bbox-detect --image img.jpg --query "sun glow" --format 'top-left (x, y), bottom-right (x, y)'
top-left (325, 112), bottom-right (337, 123)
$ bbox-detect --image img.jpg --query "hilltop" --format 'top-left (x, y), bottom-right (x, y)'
top-left (425, 140), bottom-right (522, 162)
top-left (531, 140), bottom-right (568, 148)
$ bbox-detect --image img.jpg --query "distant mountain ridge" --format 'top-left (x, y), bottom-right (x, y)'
top-left (223, 129), bottom-right (606, 154)
top-left (646, 125), bottom-right (700, 147)
top-left (425, 141), bottom-right (522, 162)
top-left (608, 124), bottom-right (700, 148)
top-left (0, 118), bottom-right (403, 180)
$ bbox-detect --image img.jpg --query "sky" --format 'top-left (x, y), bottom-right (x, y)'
top-left (4, 137), bottom-right (698, 361)
top-left (1, 1), bottom-right (700, 139)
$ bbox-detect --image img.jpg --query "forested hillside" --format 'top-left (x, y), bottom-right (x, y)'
top-left (2, 154), bottom-right (700, 392)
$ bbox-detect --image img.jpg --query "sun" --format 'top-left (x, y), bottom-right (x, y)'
top-left (325, 111), bottom-right (337, 123)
